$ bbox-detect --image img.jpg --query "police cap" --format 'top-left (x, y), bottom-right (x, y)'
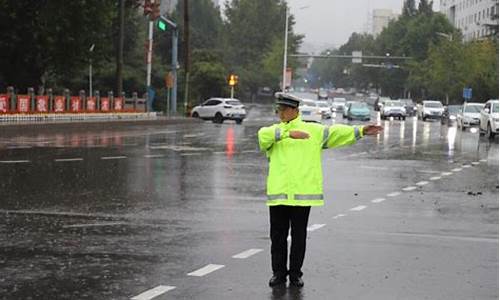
top-left (275, 92), bottom-right (301, 108)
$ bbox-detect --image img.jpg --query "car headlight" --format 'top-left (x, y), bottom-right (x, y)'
top-left (449, 115), bottom-right (456, 120)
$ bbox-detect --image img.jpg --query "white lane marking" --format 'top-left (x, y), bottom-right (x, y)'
top-left (441, 172), bottom-right (453, 176)
top-left (417, 170), bottom-right (441, 174)
top-left (0, 160), bottom-right (30, 164)
top-left (187, 264), bottom-right (225, 277)
top-left (402, 186), bottom-right (417, 191)
top-left (131, 285), bottom-right (176, 300)
top-left (471, 162), bottom-right (480, 165)
top-left (333, 214), bottom-right (347, 219)
top-left (144, 154), bottom-right (164, 158)
top-left (462, 164), bottom-right (471, 168)
top-left (287, 235), bottom-right (291, 242)
top-left (232, 248), bottom-right (263, 259)
top-left (240, 150), bottom-right (258, 153)
top-left (63, 222), bottom-right (126, 228)
top-left (429, 176), bottom-right (441, 181)
top-left (349, 205), bottom-right (367, 211)
top-left (416, 181), bottom-right (429, 186)
top-left (387, 192), bottom-right (401, 197)
top-left (101, 156), bottom-right (127, 160)
top-left (371, 198), bottom-right (386, 203)
top-left (307, 224), bottom-right (326, 232)
top-left (451, 168), bottom-right (462, 172)
top-left (54, 158), bottom-right (83, 162)
top-left (479, 159), bottom-right (487, 162)
top-left (183, 134), bottom-right (200, 138)
top-left (180, 153), bottom-right (201, 156)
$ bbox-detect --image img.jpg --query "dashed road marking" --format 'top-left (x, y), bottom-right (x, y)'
top-left (333, 214), bottom-right (347, 219)
top-left (232, 248), bottom-right (263, 259)
top-left (387, 192), bottom-right (401, 197)
top-left (451, 168), bottom-right (462, 172)
top-left (462, 164), bottom-right (471, 168)
top-left (307, 224), bottom-right (326, 231)
top-left (402, 186), bottom-right (417, 191)
top-left (63, 222), bottom-right (126, 228)
top-left (101, 156), bottom-right (127, 160)
top-left (131, 285), bottom-right (176, 300)
top-left (54, 158), bottom-right (83, 162)
top-left (441, 172), bottom-right (453, 176)
top-left (0, 160), bottom-right (30, 164)
top-left (349, 205), bottom-right (367, 212)
top-left (180, 153), bottom-right (201, 156)
top-left (417, 170), bottom-right (441, 174)
top-left (429, 176), bottom-right (441, 181)
top-left (371, 198), bottom-right (386, 203)
top-left (471, 162), bottom-right (480, 165)
top-left (144, 154), bottom-right (164, 158)
top-left (479, 159), bottom-right (487, 162)
top-left (187, 264), bottom-right (225, 277)
top-left (416, 181), bottom-right (429, 186)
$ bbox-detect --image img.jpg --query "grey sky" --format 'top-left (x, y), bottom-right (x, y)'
top-left (288, 0), bottom-right (440, 52)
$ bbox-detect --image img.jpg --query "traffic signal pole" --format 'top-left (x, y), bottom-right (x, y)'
top-left (171, 28), bottom-right (178, 114)
top-left (146, 20), bottom-right (154, 112)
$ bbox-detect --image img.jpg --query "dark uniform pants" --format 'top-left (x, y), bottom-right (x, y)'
top-left (269, 205), bottom-right (311, 278)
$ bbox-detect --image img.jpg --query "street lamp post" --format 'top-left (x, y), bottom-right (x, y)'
top-left (89, 44), bottom-right (95, 97)
top-left (282, 7), bottom-right (289, 92)
top-left (437, 32), bottom-right (453, 105)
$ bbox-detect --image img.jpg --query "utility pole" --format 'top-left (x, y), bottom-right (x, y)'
top-left (183, 0), bottom-right (190, 115)
top-left (282, 6), bottom-right (289, 92)
top-left (116, 0), bottom-right (125, 95)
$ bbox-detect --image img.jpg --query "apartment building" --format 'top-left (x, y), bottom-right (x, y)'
top-left (372, 9), bottom-right (400, 36)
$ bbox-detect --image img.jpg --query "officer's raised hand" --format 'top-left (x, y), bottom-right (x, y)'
top-left (362, 125), bottom-right (383, 136)
top-left (289, 130), bottom-right (310, 139)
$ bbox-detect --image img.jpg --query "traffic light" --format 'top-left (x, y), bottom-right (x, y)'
top-left (143, 0), bottom-right (152, 16)
top-left (228, 74), bottom-right (238, 86)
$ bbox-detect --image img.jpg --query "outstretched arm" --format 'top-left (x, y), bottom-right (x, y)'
top-left (323, 124), bottom-right (383, 149)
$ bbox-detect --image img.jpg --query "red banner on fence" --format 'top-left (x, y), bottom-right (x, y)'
top-left (17, 95), bottom-right (30, 113)
top-left (70, 96), bottom-right (81, 112)
top-left (114, 97), bottom-right (123, 111)
top-left (101, 97), bottom-right (110, 112)
top-left (36, 96), bottom-right (48, 112)
top-left (0, 94), bottom-right (8, 113)
top-left (54, 96), bottom-right (65, 112)
top-left (86, 97), bottom-right (96, 112)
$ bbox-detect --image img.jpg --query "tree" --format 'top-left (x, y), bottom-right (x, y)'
top-left (402, 0), bottom-right (417, 17)
top-left (418, 0), bottom-right (434, 16)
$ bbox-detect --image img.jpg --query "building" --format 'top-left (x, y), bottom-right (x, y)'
top-left (440, 0), bottom-right (499, 41)
top-left (372, 9), bottom-right (400, 36)
top-left (161, 0), bottom-right (220, 14)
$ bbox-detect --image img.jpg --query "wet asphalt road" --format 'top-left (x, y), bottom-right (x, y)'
top-left (0, 104), bottom-right (498, 300)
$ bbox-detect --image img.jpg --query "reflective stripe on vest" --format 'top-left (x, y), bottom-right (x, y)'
top-left (267, 194), bottom-right (287, 200)
top-left (275, 127), bottom-right (281, 141)
top-left (354, 127), bottom-right (361, 140)
top-left (267, 194), bottom-right (324, 201)
top-left (322, 126), bottom-right (329, 149)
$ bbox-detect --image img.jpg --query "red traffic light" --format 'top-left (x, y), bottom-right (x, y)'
top-left (143, 0), bottom-right (152, 16)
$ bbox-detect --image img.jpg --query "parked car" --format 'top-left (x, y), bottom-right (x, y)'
top-left (299, 99), bottom-right (322, 123)
top-left (342, 101), bottom-right (356, 119)
top-left (375, 97), bottom-right (391, 112)
top-left (316, 100), bottom-right (332, 119)
top-left (418, 100), bottom-right (444, 121)
top-left (479, 99), bottom-right (499, 139)
top-left (457, 102), bottom-right (484, 130)
top-left (441, 105), bottom-right (461, 125)
top-left (332, 97), bottom-right (347, 112)
top-left (399, 99), bottom-right (416, 116)
top-left (191, 98), bottom-right (246, 124)
top-left (381, 100), bottom-right (406, 120)
top-left (346, 102), bottom-right (371, 121)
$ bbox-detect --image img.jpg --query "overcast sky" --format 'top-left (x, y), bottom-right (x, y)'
top-left (287, 0), bottom-right (440, 52)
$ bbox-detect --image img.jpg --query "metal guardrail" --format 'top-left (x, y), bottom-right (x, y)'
top-left (0, 112), bottom-right (158, 124)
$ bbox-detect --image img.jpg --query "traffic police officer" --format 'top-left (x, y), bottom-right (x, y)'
top-left (258, 92), bottom-right (383, 288)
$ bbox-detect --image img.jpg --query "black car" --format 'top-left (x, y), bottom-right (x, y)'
top-left (400, 99), bottom-right (416, 116)
top-left (441, 105), bottom-right (461, 125)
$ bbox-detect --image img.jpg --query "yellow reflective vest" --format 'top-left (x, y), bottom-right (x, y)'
top-left (258, 116), bottom-right (364, 207)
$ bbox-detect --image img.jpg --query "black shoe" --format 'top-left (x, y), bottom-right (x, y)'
top-left (289, 276), bottom-right (304, 288)
top-left (269, 274), bottom-right (286, 287)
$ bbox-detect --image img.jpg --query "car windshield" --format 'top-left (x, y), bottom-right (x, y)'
top-left (226, 100), bottom-right (241, 106)
top-left (351, 103), bottom-right (367, 109)
top-left (385, 101), bottom-right (402, 107)
top-left (317, 102), bottom-right (329, 107)
top-left (333, 98), bottom-right (346, 103)
top-left (447, 105), bottom-right (461, 113)
top-left (424, 102), bottom-right (443, 108)
top-left (464, 104), bottom-right (483, 113)
top-left (492, 103), bottom-right (499, 113)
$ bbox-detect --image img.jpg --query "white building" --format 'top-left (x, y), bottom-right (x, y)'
top-left (372, 9), bottom-right (400, 36)
top-left (440, 0), bottom-right (499, 41)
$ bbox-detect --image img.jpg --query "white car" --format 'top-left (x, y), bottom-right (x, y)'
top-left (332, 97), bottom-right (346, 112)
top-left (418, 100), bottom-right (444, 121)
top-left (299, 99), bottom-right (322, 123)
top-left (457, 102), bottom-right (483, 130)
top-left (381, 100), bottom-right (406, 120)
top-left (191, 98), bottom-right (246, 124)
top-left (316, 100), bottom-right (332, 119)
top-left (479, 99), bottom-right (499, 139)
